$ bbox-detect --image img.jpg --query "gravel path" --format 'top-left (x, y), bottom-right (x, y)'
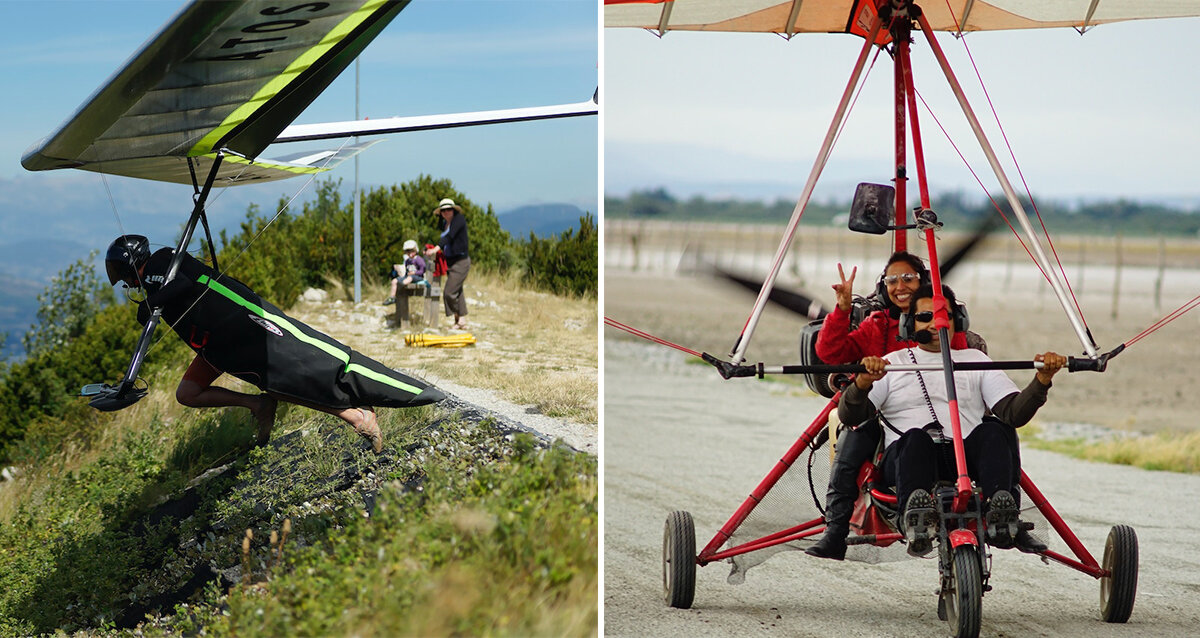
top-left (425, 374), bottom-right (596, 455)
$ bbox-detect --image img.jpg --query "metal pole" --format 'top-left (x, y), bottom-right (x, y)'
top-left (729, 13), bottom-right (883, 365)
top-left (353, 58), bottom-right (362, 303)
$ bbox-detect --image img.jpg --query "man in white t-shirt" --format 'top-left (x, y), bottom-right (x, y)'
top-left (838, 284), bottom-right (1065, 556)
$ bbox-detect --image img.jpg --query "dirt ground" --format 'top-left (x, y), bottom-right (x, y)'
top-left (603, 337), bottom-right (1200, 637)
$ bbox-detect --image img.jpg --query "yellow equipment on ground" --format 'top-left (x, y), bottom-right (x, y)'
top-left (404, 332), bottom-right (476, 348)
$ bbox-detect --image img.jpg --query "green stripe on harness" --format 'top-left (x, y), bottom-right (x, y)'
top-left (197, 275), bottom-right (422, 395)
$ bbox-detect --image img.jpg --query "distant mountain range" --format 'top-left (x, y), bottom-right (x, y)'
top-left (497, 203), bottom-right (591, 238)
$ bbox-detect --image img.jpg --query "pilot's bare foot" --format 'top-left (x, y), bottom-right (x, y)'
top-left (352, 407), bottom-right (382, 454)
top-left (253, 394), bottom-right (277, 446)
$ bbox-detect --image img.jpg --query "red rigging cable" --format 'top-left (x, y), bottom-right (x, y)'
top-left (604, 317), bottom-right (703, 359)
top-left (911, 19), bottom-right (1091, 334)
top-left (1124, 293), bottom-right (1200, 348)
top-left (830, 45), bottom-right (885, 155)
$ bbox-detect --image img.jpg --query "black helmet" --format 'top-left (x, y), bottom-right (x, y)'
top-left (105, 235), bottom-right (151, 287)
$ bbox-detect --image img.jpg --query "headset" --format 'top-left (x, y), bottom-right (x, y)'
top-left (898, 284), bottom-right (970, 343)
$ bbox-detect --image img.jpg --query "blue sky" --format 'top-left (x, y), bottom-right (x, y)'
top-left (2, 0), bottom-right (598, 215)
top-left (606, 16), bottom-right (1200, 208)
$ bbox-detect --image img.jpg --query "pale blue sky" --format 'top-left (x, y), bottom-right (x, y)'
top-left (3, 0), bottom-right (598, 213)
top-left (606, 16), bottom-right (1200, 208)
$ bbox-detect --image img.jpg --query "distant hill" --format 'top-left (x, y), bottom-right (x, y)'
top-left (498, 203), bottom-right (590, 238)
top-left (0, 273), bottom-right (41, 360)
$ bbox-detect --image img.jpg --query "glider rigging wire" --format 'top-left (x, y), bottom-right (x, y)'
top-left (604, 317), bottom-right (703, 358)
top-left (944, 11), bottom-right (1090, 332)
top-left (909, 86), bottom-right (1052, 286)
top-left (1123, 292), bottom-right (1200, 348)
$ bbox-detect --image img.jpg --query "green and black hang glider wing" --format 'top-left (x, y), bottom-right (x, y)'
top-left (21, 0), bottom-right (408, 186)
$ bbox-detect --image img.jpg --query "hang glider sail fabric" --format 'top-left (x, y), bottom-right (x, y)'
top-left (604, 0), bottom-right (1200, 38)
top-left (22, 0), bottom-right (407, 186)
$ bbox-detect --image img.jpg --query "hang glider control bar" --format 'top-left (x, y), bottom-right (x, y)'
top-left (701, 346), bottom-right (1124, 380)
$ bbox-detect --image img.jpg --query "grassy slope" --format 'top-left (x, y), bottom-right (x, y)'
top-left (0, 275), bottom-right (598, 637)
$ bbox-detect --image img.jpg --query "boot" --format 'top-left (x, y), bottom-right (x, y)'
top-left (805, 452), bottom-right (859, 561)
top-left (806, 523), bottom-right (848, 560)
top-left (985, 490), bottom-right (1019, 549)
top-left (1015, 527), bottom-right (1048, 554)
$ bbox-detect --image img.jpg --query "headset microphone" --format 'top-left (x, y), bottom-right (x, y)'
top-left (912, 329), bottom-right (934, 344)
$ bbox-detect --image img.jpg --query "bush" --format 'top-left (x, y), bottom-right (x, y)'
top-left (21, 252), bottom-right (114, 358)
top-left (521, 214), bottom-right (597, 297)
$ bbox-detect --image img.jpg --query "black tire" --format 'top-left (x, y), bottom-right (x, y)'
top-left (663, 510), bottom-right (696, 609)
top-left (944, 545), bottom-right (982, 638)
top-left (1100, 524), bottom-right (1138, 623)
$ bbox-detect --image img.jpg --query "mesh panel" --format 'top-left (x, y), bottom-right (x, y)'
top-left (724, 424), bottom-right (908, 585)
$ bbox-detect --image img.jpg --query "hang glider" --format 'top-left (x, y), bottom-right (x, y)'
top-left (22, 0), bottom-right (597, 187)
top-left (604, 0), bottom-right (1200, 39)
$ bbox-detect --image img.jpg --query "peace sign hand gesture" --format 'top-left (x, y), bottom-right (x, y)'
top-left (832, 263), bottom-right (857, 312)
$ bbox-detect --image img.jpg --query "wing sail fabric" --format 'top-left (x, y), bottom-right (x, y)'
top-left (604, 0), bottom-right (1200, 36)
top-left (22, 0), bottom-right (407, 186)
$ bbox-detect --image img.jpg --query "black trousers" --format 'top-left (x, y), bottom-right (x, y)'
top-left (823, 419), bottom-right (882, 529)
top-left (881, 419), bottom-right (1017, 514)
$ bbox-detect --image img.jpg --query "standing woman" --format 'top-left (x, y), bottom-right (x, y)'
top-left (426, 198), bottom-right (471, 330)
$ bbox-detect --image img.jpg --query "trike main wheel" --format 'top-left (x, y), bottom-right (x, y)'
top-left (1100, 524), bottom-right (1138, 623)
top-left (663, 510), bottom-right (696, 609)
top-left (944, 544), bottom-right (982, 638)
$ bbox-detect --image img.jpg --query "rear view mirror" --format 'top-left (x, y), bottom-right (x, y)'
top-left (848, 183), bottom-right (895, 235)
top-left (80, 383), bottom-right (107, 396)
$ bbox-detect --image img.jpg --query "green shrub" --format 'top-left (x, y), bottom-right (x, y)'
top-left (521, 214), bottom-right (597, 297)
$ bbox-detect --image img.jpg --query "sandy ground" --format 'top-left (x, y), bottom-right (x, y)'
top-left (603, 338), bottom-right (1200, 637)
top-left (603, 266), bottom-right (1200, 637)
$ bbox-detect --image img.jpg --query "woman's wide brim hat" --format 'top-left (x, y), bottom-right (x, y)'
top-left (434, 198), bottom-right (462, 214)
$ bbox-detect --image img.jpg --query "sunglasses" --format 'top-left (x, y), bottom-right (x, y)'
top-left (911, 311), bottom-right (935, 322)
top-left (883, 273), bottom-right (922, 286)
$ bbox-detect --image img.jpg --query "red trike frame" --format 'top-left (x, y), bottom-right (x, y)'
top-left (695, 398), bottom-right (1106, 581)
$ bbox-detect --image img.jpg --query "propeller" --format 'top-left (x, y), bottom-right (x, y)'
top-left (707, 215), bottom-right (997, 319)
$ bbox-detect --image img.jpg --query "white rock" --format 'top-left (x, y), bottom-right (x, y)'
top-left (301, 288), bottom-right (328, 303)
